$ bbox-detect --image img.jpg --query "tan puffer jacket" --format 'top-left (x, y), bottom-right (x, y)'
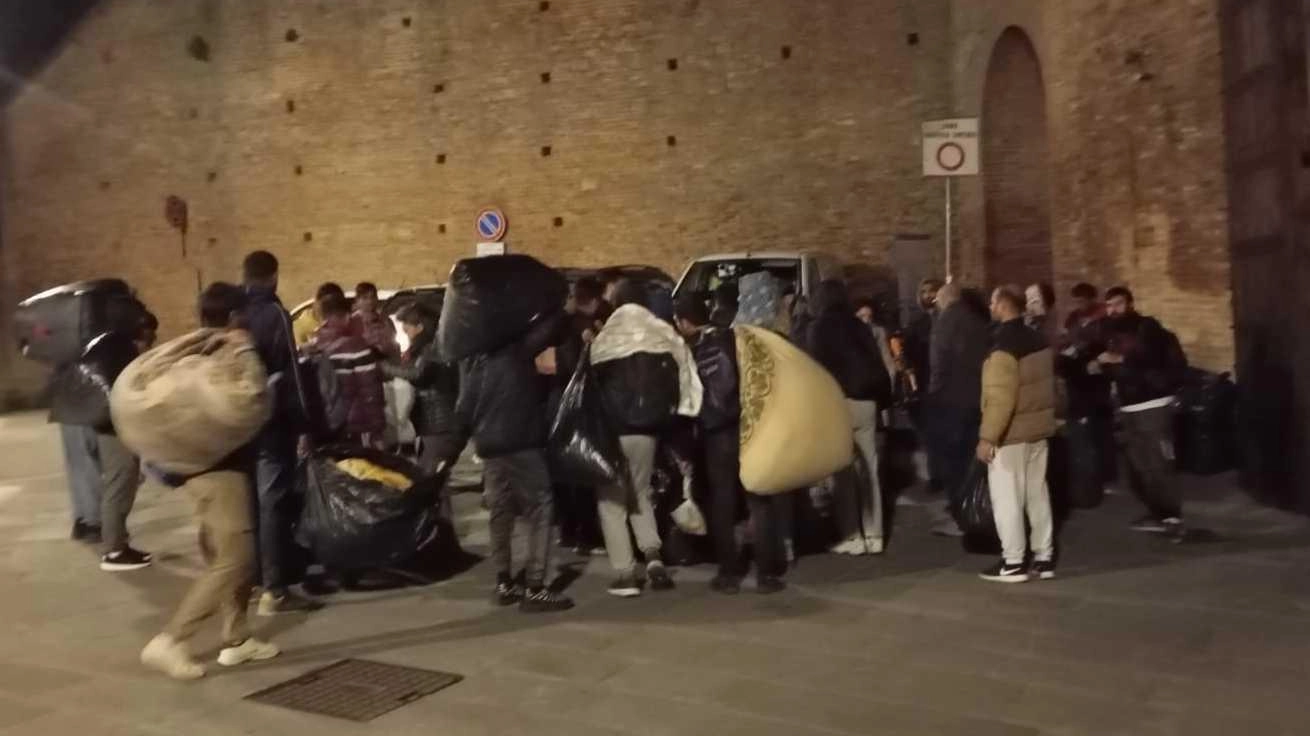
top-left (979, 320), bottom-right (1056, 446)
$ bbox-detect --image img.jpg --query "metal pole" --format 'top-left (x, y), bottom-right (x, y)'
top-left (944, 176), bottom-right (953, 280)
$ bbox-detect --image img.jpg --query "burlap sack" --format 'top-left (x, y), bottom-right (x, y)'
top-left (110, 328), bottom-right (272, 475)
top-left (735, 325), bottom-right (853, 495)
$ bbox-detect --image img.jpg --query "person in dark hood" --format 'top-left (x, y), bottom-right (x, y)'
top-left (805, 280), bottom-right (892, 556)
top-left (241, 250), bottom-right (323, 616)
top-left (456, 309), bottom-right (575, 613)
top-left (709, 282), bottom-right (739, 329)
top-left (1057, 282), bottom-right (1115, 505)
top-left (903, 277), bottom-right (943, 399)
top-left (925, 281), bottom-right (991, 536)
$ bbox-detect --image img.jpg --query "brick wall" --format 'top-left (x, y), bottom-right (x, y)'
top-left (0, 0), bottom-right (1237, 403)
top-left (0, 0), bottom-right (953, 401)
top-left (952, 0), bottom-right (1234, 372)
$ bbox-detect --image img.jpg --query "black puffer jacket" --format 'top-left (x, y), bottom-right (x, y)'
top-left (382, 329), bottom-right (460, 438)
top-left (1102, 312), bottom-right (1187, 408)
top-left (596, 352), bottom-right (680, 435)
top-left (456, 311), bottom-right (565, 458)
top-left (804, 282), bottom-right (892, 406)
top-left (690, 326), bottom-right (740, 433)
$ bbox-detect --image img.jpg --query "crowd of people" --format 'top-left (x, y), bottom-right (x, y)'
top-left (44, 249), bottom-right (1193, 680)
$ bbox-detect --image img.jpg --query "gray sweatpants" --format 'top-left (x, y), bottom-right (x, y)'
top-left (597, 435), bottom-right (662, 576)
top-left (96, 432), bottom-right (140, 553)
top-left (483, 449), bottom-right (554, 589)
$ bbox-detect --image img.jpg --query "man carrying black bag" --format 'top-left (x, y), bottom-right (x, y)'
top-left (975, 287), bottom-right (1057, 584)
top-left (457, 311), bottom-right (574, 613)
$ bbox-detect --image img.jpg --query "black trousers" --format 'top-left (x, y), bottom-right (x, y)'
top-left (1120, 405), bottom-right (1183, 520)
top-left (704, 427), bottom-right (784, 580)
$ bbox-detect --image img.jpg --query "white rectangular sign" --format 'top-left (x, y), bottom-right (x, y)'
top-left (476, 241), bottom-right (506, 257)
top-left (922, 118), bottom-right (980, 177)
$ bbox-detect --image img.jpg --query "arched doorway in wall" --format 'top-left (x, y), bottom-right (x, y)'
top-left (981, 26), bottom-right (1054, 290)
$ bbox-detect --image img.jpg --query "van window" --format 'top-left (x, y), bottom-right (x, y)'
top-left (677, 258), bottom-right (802, 302)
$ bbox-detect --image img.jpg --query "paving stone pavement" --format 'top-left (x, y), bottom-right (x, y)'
top-left (1, 410), bottom-right (1309, 735)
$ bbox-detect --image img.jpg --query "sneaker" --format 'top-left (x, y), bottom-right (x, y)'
top-left (931, 520), bottom-right (965, 538)
top-left (1031, 559), bottom-right (1057, 580)
top-left (1161, 517), bottom-right (1185, 544)
top-left (979, 560), bottom-right (1030, 584)
top-left (864, 537), bottom-right (885, 555)
top-left (140, 634), bottom-right (205, 681)
top-left (256, 590), bottom-right (324, 617)
top-left (646, 562), bottom-right (675, 592)
top-left (756, 576), bottom-right (787, 595)
top-left (217, 638), bottom-right (281, 667)
top-left (1129, 516), bottom-right (1169, 533)
top-left (608, 575), bottom-right (643, 598)
top-left (493, 580), bottom-right (524, 607)
top-left (710, 575), bottom-right (741, 595)
top-left (101, 547), bottom-right (152, 572)
top-left (520, 587), bottom-right (574, 613)
top-left (829, 536), bottom-right (867, 556)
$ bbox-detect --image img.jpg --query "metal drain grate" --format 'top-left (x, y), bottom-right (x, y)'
top-left (246, 659), bottom-right (462, 722)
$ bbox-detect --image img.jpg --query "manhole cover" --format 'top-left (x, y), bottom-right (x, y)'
top-left (246, 659), bottom-right (462, 722)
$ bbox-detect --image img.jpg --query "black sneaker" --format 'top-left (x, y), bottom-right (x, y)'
top-left (979, 560), bottom-right (1029, 583)
top-left (257, 590), bottom-right (325, 616)
top-left (1161, 518), bottom-right (1186, 544)
top-left (100, 546), bottom-right (152, 572)
top-left (493, 580), bottom-right (524, 607)
top-left (520, 587), bottom-right (574, 613)
top-left (608, 576), bottom-right (643, 598)
top-left (710, 575), bottom-right (741, 595)
top-left (1031, 559), bottom-right (1056, 580)
top-left (756, 576), bottom-right (787, 595)
top-left (646, 562), bottom-right (675, 592)
top-left (1129, 516), bottom-right (1169, 533)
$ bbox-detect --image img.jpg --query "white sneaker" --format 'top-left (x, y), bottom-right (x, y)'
top-left (217, 638), bottom-right (281, 667)
top-left (864, 537), bottom-right (885, 555)
top-left (829, 536), bottom-right (867, 556)
top-left (141, 634), bottom-right (205, 681)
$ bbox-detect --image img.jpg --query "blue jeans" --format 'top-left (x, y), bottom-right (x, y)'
top-left (59, 424), bottom-right (101, 525)
top-left (251, 429), bottom-right (298, 593)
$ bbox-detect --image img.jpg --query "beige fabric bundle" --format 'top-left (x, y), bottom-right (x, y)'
top-left (111, 328), bottom-right (272, 475)
top-left (735, 325), bottom-right (853, 495)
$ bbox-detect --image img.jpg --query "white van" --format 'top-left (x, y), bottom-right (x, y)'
top-left (671, 251), bottom-right (844, 310)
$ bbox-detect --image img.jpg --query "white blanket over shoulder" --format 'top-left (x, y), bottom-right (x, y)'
top-left (591, 304), bottom-right (703, 418)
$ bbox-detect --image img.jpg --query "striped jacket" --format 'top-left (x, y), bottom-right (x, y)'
top-left (312, 321), bottom-right (386, 439)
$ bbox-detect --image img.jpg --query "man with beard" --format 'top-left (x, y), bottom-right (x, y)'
top-left (1094, 287), bottom-right (1189, 541)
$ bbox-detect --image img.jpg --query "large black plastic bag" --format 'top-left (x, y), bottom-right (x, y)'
top-left (1176, 370), bottom-right (1237, 475)
top-left (956, 460), bottom-right (1001, 555)
top-left (296, 445), bottom-right (450, 570)
top-left (15, 279), bottom-right (141, 366)
top-left (548, 350), bottom-right (631, 491)
top-left (438, 255), bottom-right (568, 362)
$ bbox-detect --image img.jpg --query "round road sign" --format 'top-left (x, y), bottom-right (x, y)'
top-left (476, 208), bottom-right (507, 241)
top-left (936, 142), bottom-right (966, 172)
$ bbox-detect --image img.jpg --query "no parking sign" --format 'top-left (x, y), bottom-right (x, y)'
top-left (475, 207), bottom-right (507, 241)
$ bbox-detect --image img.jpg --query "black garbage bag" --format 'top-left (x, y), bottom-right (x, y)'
top-left (1176, 370), bottom-right (1237, 475)
top-left (438, 255), bottom-right (569, 362)
top-left (296, 444), bottom-right (450, 571)
top-left (548, 350), bottom-right (631, 491)
top-left (14, 279), bottom-right (142, 366)
top-left (956, 460), bottom-right (1000, 555)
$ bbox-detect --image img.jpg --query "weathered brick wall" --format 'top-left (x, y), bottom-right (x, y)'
top-left (952, 0), bottom-right (1234, 371)
top-left (0, 0), bottom-right (1237, 404)
top-left (0, 0), bottom-right (953, 401)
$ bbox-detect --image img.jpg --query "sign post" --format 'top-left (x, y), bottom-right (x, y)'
top-left (474, 207), bottom-right (508, 257)
top-left (921, 118), bottom-right (980, 280)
